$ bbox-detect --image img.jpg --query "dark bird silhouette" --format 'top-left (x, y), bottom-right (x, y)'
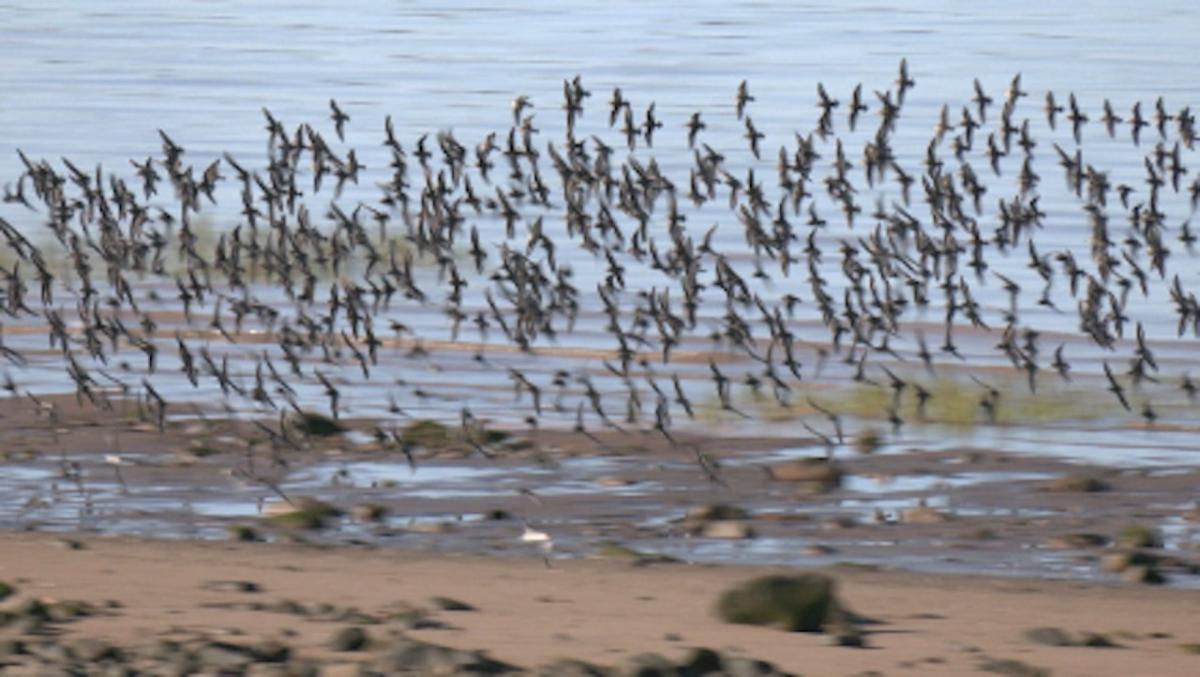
top-left (736, 80), bottom-right (754, 120)
top-left (329, 99), bottom-right (349, 142)
top-left (1103, 361), bottom-right (1131, 411)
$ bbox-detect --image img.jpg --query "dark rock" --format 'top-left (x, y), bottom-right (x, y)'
top-left (400, 419), bottom-right (452, 448)
top-left (194, 641), bottom-right (257, 670)
top-left (590, 543), bottom-right (681, 566)
top-left (1079, 633), bottom-right (1120, 648)
top-left (163, 648), bottom-right (199, 675)
top-left (13, 615), bottom-right (45, 635)
top-left (46, 599), bottom-right (94, 623)
top-left (715, 574), bottom-right (840, 632)
top-left (1042, 475), bottom-right (1110, 493)
top-left (270, 599), bottom-right (309, 616)
top-left (977, 657), bottom-right (1051, 677)
top-left (686, 504), bottom-right (751, 522)
top-left (68, 638), bottom-right (120, 662)
top-left (1023, 627), bottom-right (1073, 647)
top-left (534, 658), bottom-right (613, 676)
top-left (430, 596), bottom-right (476, 612)
top-left (1122, 565), bottom-right (1167, 585)
top-left (765, 459), bottom-right (843, 490)
top-left (373, 636), bottom-right (515, 674)
top-left (284, 659), bottom-right (321, 677)
top-left (14, 600), bottom-right (50, 623)
top-left (901, 504), bottom-right (952, 524)
top-left (680, 646), bottom-right (724, 673)
top-left (265, 497), bottom-right (343, 531)
top-left (1117, 525), bottom-right (1163, 549)
top-left (390, 608), bottom-right (446, 630)
top-left (142, 639), bottom-right (182, 661)
top-left (693, 520), bottom-right (756, 539)
top-left (6, 662), bottom-right (80, 677)
top-left (329, 627), bottom-right (369, 652)
top-left (26, 640), bottom-right (73, 663)
top-left (226, 525), bottom-right (261, 542)
top-left (201, 580), bottom-right (263, 594)
top-left (253, 639), bottom-right (291, 663)
top-left (0, 639), bottom-right (27, 656)
top-left (722, 656), bottom-right (791, 677)
top-left (1047, 533), bottom-right (1109, 549)
top-left (854, 429), bottom-right (883, 454)
top-left (335, 608), bottom-right (379, 625)
top-left (352, 503), bottom-right (389, 522)
top-left (831, 627), bottom-right (867, 647)
top-left (1101, 550), bottom-right (1159, 573)
top-left (622, 652), bottom-right (675, 677)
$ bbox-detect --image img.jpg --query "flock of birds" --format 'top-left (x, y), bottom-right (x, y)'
top-left (1, 60), bottom-right (1199, 471)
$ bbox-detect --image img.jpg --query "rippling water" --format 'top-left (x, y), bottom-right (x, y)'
top-left (1, 1), bottom-right (1198, 429)
top-left (4, 0), bottom-right (1198, 172)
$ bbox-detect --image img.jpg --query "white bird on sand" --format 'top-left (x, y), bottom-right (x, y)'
top-left (521, 522), bottom-right (554, 568)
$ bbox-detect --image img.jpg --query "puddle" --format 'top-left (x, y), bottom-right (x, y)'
top-left (841, 471), bottom-right (1054, 494)
top-left (1159, 515), bottom-right (1199, 552)
top-left (188, 498), bottom-right (266, 518)
top-left (301, 462), bottom-right (515, 489)
top-left (915, 427), bottom-right (1200, 467)
top-left (765, 426), bottom-right (1200, 469)
top-left (295, 457), bottom-right (666, 499)
top-left (0, 466), bottom-right (56, 482)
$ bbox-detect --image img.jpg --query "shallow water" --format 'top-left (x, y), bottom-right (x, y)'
top-left (3, 444), bottom-right (1198, 584)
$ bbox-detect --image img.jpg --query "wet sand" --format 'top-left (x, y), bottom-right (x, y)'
top-left (4, 394), bottom-right (1200, 583)
top-left (4, 395), bottom-right (1200, 673)
top-left (3, 532), bottom-right (1200, 675)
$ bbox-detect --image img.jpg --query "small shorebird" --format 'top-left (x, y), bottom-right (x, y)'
top-left (104, 454), bottom-right (129, 493)
top-left (521, 522), bottom-right (554, 568)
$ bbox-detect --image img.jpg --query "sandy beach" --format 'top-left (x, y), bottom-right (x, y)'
top-left (2, 532), bottom-right (1200, 675)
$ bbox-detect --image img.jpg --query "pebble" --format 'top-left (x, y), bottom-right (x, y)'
top-left (201, 580), bottom-right (263, 594)
top-left (696, 520), bottom-right (756, 539)
top-left (328, 627), bottom-right (368, 652)
top-left (193, 641), bottom-right (257, 669)
top-left (901, 505), bottom-right (953, 524)
top-left (430, 596), bottom-right (476, 612)
top-left (68, 638), bottom-right (120, 662)
top-left (253, 639), bottom-right (291, 663)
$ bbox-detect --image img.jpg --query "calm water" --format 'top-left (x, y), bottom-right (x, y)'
top-left (3, 1), bottom-right (1197, 174)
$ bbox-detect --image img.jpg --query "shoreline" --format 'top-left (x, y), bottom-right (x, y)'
top-left (3, 393), bottom-right (1200, 587)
